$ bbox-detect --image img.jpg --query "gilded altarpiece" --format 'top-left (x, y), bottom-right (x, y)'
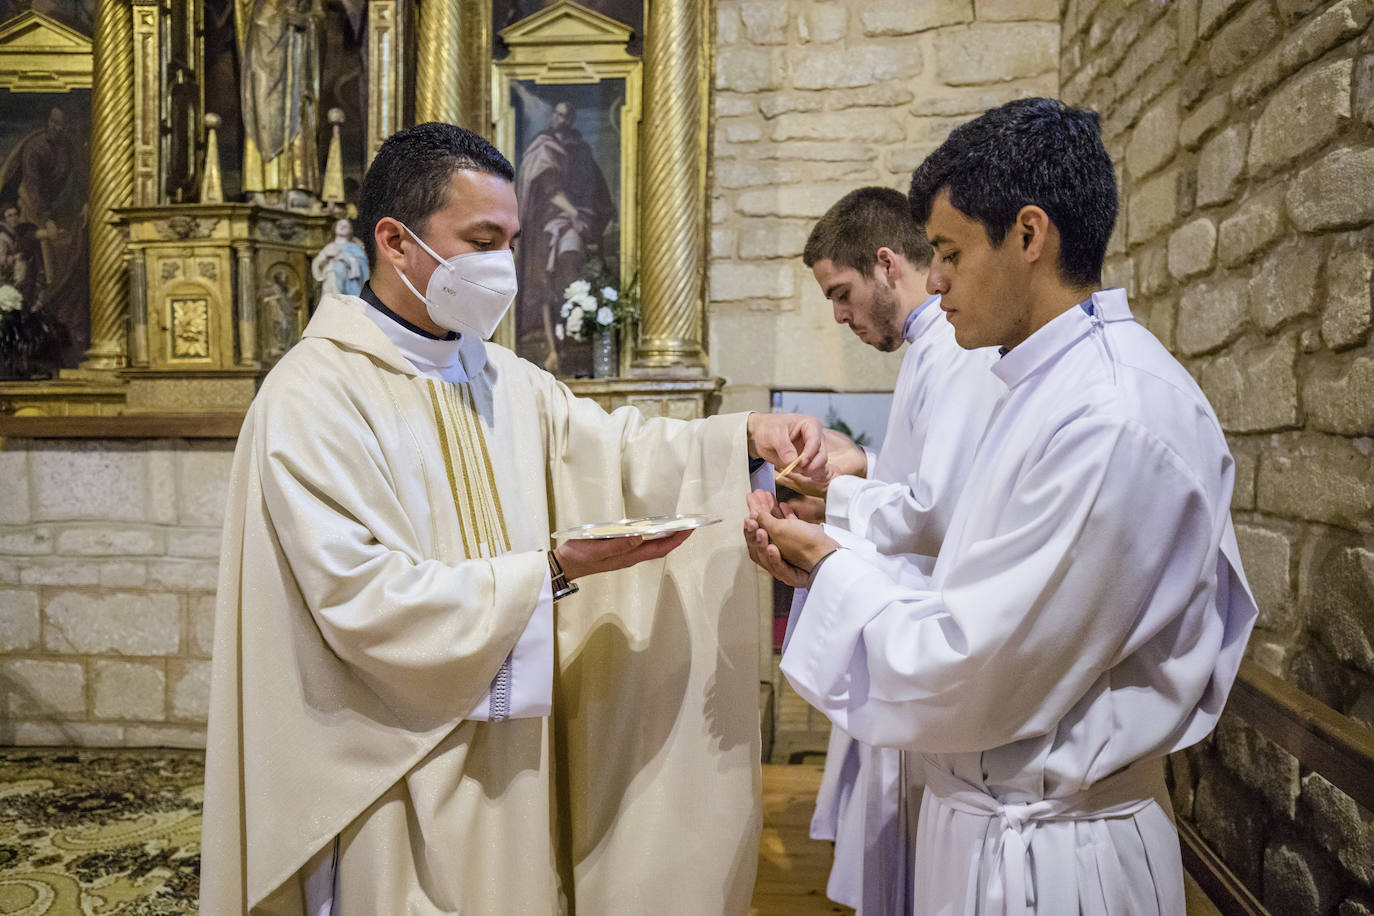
top-left (0, 0), bottom-right (392, 416)
top-left (492, 1), bottom-right (640, 378)
top-left (112, 204), bottom-right (325, 410)
top-left (0, 0), bottom-right (715, 424)
top-left (481, 0), bottom-right (718, 420)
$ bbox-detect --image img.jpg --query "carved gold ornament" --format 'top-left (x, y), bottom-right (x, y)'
top-left (170, 297), bottom-right (211, 359)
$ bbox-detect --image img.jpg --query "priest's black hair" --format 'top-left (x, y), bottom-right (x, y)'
top-left (357, 122), bottom-right (515, 265)
top-left (803, 186), bottom-right (933, 274)
top-left (907, 98), bottom-right (1117, 287)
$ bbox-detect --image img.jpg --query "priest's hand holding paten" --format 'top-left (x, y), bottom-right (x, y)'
top-left (553, 528), bottom-right (691, 581)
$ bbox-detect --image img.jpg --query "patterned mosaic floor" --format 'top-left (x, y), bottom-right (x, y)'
top-left (0, 749), bottom-right (201, 915)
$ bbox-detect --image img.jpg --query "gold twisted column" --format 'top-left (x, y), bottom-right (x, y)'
top-left (415, 0), bottom-right (462, 125)
top-left (84, 0), bottom-right (135, 370)
top-left (457, 0), bottom-right (490, 133)
top-left (634, 0), bottom-right (710, 373)
top-left (414, 0), bottom-right (488, 131)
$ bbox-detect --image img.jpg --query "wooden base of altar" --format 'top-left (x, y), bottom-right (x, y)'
top-left (0, 378), bottom-right (130, 418)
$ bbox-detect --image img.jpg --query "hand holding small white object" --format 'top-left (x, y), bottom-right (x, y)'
top-left (776, 427), bottom-right (869, 497)
top-left (745, 412), bottom-right (828, 480)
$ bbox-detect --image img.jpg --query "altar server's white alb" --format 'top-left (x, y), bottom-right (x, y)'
top-left (784, 288), bottom-right (1258, 916)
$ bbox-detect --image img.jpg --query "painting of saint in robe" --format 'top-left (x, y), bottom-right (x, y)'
top-left (0, 93), bottom-right (91, 370)
top-left (511, 81), bottom-right (622, 376)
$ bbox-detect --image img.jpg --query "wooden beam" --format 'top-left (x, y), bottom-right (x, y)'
top-left (0, 412), bottom-right (245, 439)
top-left (1177, 819), bottom-right (1269, 916)
top-left (1177, 661), bottom-right (1374, 915)
top-left (1228, 659), bottom-right (1374, 813)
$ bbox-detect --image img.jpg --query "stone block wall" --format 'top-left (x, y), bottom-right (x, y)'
top-left (1061, 0), bottom-right (1374, 910)
top-left (0, 438), bottom-right (232, 748)
top-left (708, 0), bottom-right (1061, 414)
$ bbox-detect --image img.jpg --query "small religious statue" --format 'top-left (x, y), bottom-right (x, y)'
top-left (237, 0), bottom-right (325, 208)
top-left (311, 218), bottom-right (369, 299)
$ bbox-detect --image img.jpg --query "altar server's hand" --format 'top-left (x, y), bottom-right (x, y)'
top-left (746, 412), bottom-right (827, 481)
top-left (777, 428), bottom-right (867, 496)
top-left (747, 490), bottom-right (839, 579)
top-left (742, 490), bottom-right (810, 588)
top-left (780, 491), bottom-right (827, 524)
top-left (555, 530), bottom-right (692, 581)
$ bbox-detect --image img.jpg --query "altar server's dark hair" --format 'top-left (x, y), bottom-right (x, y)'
top-left (358, 122), bottom-right (515, 265)
top-left (804, 187), bottom-right (933, 274)
top-left (907, 98), bottom-right (1117, 287)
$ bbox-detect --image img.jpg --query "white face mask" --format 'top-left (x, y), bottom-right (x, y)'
top-left (393, 221), bottom-right (518, 338)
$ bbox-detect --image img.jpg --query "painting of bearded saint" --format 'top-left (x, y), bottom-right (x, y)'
top-left (512, 80), bottom-right (621, 376)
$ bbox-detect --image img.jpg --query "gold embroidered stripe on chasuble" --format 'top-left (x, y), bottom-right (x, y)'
top-left (427, 381), bottom-right (512, 560)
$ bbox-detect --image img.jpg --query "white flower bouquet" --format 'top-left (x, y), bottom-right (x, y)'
top-left (0, 283), bottom-right (66, 378)
top-left (0, 284), bottom-right (21, 313)
top-left (556, 263), bottom-right (638, 343)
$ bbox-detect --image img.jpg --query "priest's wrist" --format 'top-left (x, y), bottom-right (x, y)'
top-left (744, 411), bottom-right (761, 459)
top-left (547, 548), bottom-right (579, 601)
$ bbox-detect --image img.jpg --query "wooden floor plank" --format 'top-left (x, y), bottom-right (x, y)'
top-left (751, 764), bottom-right (853, 916)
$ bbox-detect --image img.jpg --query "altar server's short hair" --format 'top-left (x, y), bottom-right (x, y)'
top-left (907, 98), bottom-right (1117, 287)
top-left (358, 123), bottom-right (515, 264)
top-left (803, 187), bottom-right (933, 274)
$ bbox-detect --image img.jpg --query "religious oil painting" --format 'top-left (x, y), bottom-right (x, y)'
top-left (509, 77), bottom-right (627, 377)
top-left (0, 89), bottom-right (91, 376)
top-left (493, 0), bottom-right (642, 57)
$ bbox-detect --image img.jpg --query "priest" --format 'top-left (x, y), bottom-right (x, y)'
top-left (747, 98), bottom-right (1258, 915)
top-left (787, 187), bottom-right (1001, 915)
top-left (201, 122), bottom-right (825, 915)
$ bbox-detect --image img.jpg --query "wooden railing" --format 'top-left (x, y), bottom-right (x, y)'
top-left (1180, 659), bottom-right (1374, 916)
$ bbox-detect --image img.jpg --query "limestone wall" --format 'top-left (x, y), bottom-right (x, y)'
top-left (707, 0), bottom-right (1060, 414)
top-left (1059, 0), bottom-right (1374, 910)
top-left (0, 440), bottom-right (230, 747)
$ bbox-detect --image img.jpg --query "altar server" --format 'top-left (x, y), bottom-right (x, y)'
top-left (201, 122), bottom-right (825, 915)
top-left (793, 187), bottom-right (1001, 915)
top-left (748, 98), bottom-right (1257, 915)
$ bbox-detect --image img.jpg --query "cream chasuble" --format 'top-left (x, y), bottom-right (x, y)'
top-left (201, 294), bottom-right (761, 915)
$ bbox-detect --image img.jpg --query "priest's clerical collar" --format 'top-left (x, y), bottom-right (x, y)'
top-left (360, 282), bottom-right (458, 341)
top-left (359, 282), bottom-right (468, 383)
